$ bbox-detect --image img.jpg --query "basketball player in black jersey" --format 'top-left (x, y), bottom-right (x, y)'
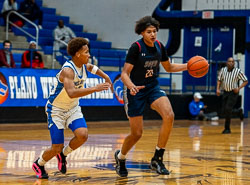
top-left (114, 16), bottom-right (187, 177)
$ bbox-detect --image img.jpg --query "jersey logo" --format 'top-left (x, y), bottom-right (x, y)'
top-left (145, 69), bottom-right (154, 78)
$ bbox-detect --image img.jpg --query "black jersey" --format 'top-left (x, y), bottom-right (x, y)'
top-left (126, 38), bottom-right (169, 86)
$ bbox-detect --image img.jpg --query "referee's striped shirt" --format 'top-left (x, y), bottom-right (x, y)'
top-left (218, 67), bottom-right (248, 92)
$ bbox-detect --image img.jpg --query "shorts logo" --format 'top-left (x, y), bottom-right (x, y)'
top-left (0, 72), bottom-right (8, 104)
top-left (160, 90), bottom-right (166, 95)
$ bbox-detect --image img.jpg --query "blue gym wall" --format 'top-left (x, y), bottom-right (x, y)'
top-left (183, 26), bottom-right (234, 93)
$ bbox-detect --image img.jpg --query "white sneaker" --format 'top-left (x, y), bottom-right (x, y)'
top-left (38, 25), bottom-right (43, 29)
top-left (211, 121), bottom-right (219, 126)
top-left (211, 116), bottom-right (219, 121)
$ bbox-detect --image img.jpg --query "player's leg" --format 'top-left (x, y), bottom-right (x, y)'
top-left (223, 92), bottom-right (238, 134)
top-left (121, 116), bottom-right (144, 155)
top-left (32, 123), bottom-right (64, 179)
top-left (68, 119), bottom-right (88, 150)
top-left (114, 88), bottom-right (146, 177)
top-left (149, 88), bottom-right (174, 175)
top-left (115, 116), bottom-right (143, 177)
top-left (151, 96), bottom-right (174, 148)
top-left (56, 116), bottom-right (88, 174)
top-left (221, 92), bottom-right (229, 133)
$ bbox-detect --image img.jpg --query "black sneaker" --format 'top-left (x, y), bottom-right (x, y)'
top-left (32, 159), bottom-right (49, 179)
top-left (114, 150), bottom-right (128, 177)
top-left (222, 129), bottom-right (231, 134)
top-left (150, 158), bottom-right (170, 175)
top-left (56, 152), bottom-right (67, 174)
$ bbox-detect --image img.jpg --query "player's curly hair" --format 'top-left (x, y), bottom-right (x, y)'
top-left (135, 16), bottom-right (160, 35)
top-left (67, 37), bottom-right (89, 56)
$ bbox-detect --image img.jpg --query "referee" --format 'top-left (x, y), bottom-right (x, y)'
top-left (216, 57), bottom-right (248, 134)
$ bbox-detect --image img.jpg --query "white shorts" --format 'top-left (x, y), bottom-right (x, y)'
top-left (46, 103), bottom-right (83, 129)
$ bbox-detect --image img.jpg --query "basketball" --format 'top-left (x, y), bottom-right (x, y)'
top-left (187, 56), bottom-right (209, 78)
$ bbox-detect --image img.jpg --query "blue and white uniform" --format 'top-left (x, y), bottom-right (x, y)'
top-left (46, 60), bottom-right (87, 144)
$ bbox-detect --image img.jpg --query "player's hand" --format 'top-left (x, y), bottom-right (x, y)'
top-left (104, 76), bottom-right (113, 93)
top-left (129, 85), bottom-right (145, 96)
top-left (216, 89), bottom-right (220, 96)
top-left (95, 82), bottom-right (111, 92)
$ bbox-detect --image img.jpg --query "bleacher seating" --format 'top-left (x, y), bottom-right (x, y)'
top-left (12, 53), bottom-right (22, 68)
top-left (158, 77), bottom-right (171, 88)
top-left (0, 0), bottom-right (127, 69)
top-left (98, 57), bottom-right (125, 67)
top-left (40, 7), bottom-right (56, 14)
top-left (43, 14), bottom-right (70, 24)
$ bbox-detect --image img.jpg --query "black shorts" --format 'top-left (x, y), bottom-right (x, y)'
top-left (124, 82), bottom-right (166, 117)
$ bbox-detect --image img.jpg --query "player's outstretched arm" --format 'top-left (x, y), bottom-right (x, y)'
top-left (161, 59), bottom-right (187, 73)
top-left (86, 63), bottom-right (113, 92)
top-left (60, 67), bottom-right (111, 98)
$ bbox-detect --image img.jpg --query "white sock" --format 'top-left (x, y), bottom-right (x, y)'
top-left (63, 144), bottom-right (73, 156)
top-left (118, 151), bottom-right (126, 160)
top-left (38, 156), bottom-right (46, 166)
top-left (156, 146), bottom-right (161, 150)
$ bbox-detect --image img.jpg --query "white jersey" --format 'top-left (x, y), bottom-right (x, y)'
top-left (48, 60), bottom-right (87, 110)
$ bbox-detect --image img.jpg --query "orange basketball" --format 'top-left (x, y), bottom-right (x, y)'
top-left (187, 56), bottom-right (209, 78)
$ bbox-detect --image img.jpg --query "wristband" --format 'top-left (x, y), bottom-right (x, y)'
top-left (91, 65), bottom-right (99, 74)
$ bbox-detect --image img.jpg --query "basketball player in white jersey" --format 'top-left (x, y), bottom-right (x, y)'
top-left (32, 37), bottom-right (112, 179)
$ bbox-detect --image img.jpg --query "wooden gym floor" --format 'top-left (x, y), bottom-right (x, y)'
top-left (0, 118), bottom-right (249, 185)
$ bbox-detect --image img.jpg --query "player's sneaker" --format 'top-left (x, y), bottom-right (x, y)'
top-left (56, 152), bottom-right (67, 174)
top-left (150, 158), bottom-right (170, 175)
top-left (114, 150), bottom-right (128, 177)
top-left (222, 129), bottom-right (231, 134)
top-left (32, 159), bottom-right (49, 179)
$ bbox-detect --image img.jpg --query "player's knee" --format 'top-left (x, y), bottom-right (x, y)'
top-left (131, 130), bottom-right (143, 141)
top-left (76, 130), bottom-right (88, 142)
top-left (163, 110), bottom-right (175, 122)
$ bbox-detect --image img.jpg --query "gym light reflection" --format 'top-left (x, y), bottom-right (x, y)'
top-left (5, 144), bottom-right (112, 169)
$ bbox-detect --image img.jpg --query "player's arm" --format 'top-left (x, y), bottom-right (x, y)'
top-left (216, 69), bottom-right (223, 96)
top-left (86, 63), bottom-right (113, 92)
top-left (236, 71), bottom-right (248, 92)
top-left (86, 63), bottom-right (112, 85)
top-left (239, 80), bottom-right (248, 90)
top-left (60, 67), bottom-right (110, 98)
top-left (216, 80), bottom-right (221, 96)
top-left (161, 59), bottom-right (187, 73)
top-left (159, 42), bottom-right (187, 72)
top-left (121, 63), bottom-right (144, 95)
top-left (234, 80), bottom-right (248, 94)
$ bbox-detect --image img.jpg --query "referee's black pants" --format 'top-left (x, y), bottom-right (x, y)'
top-left (222, 91), bottom-right (239, 130)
